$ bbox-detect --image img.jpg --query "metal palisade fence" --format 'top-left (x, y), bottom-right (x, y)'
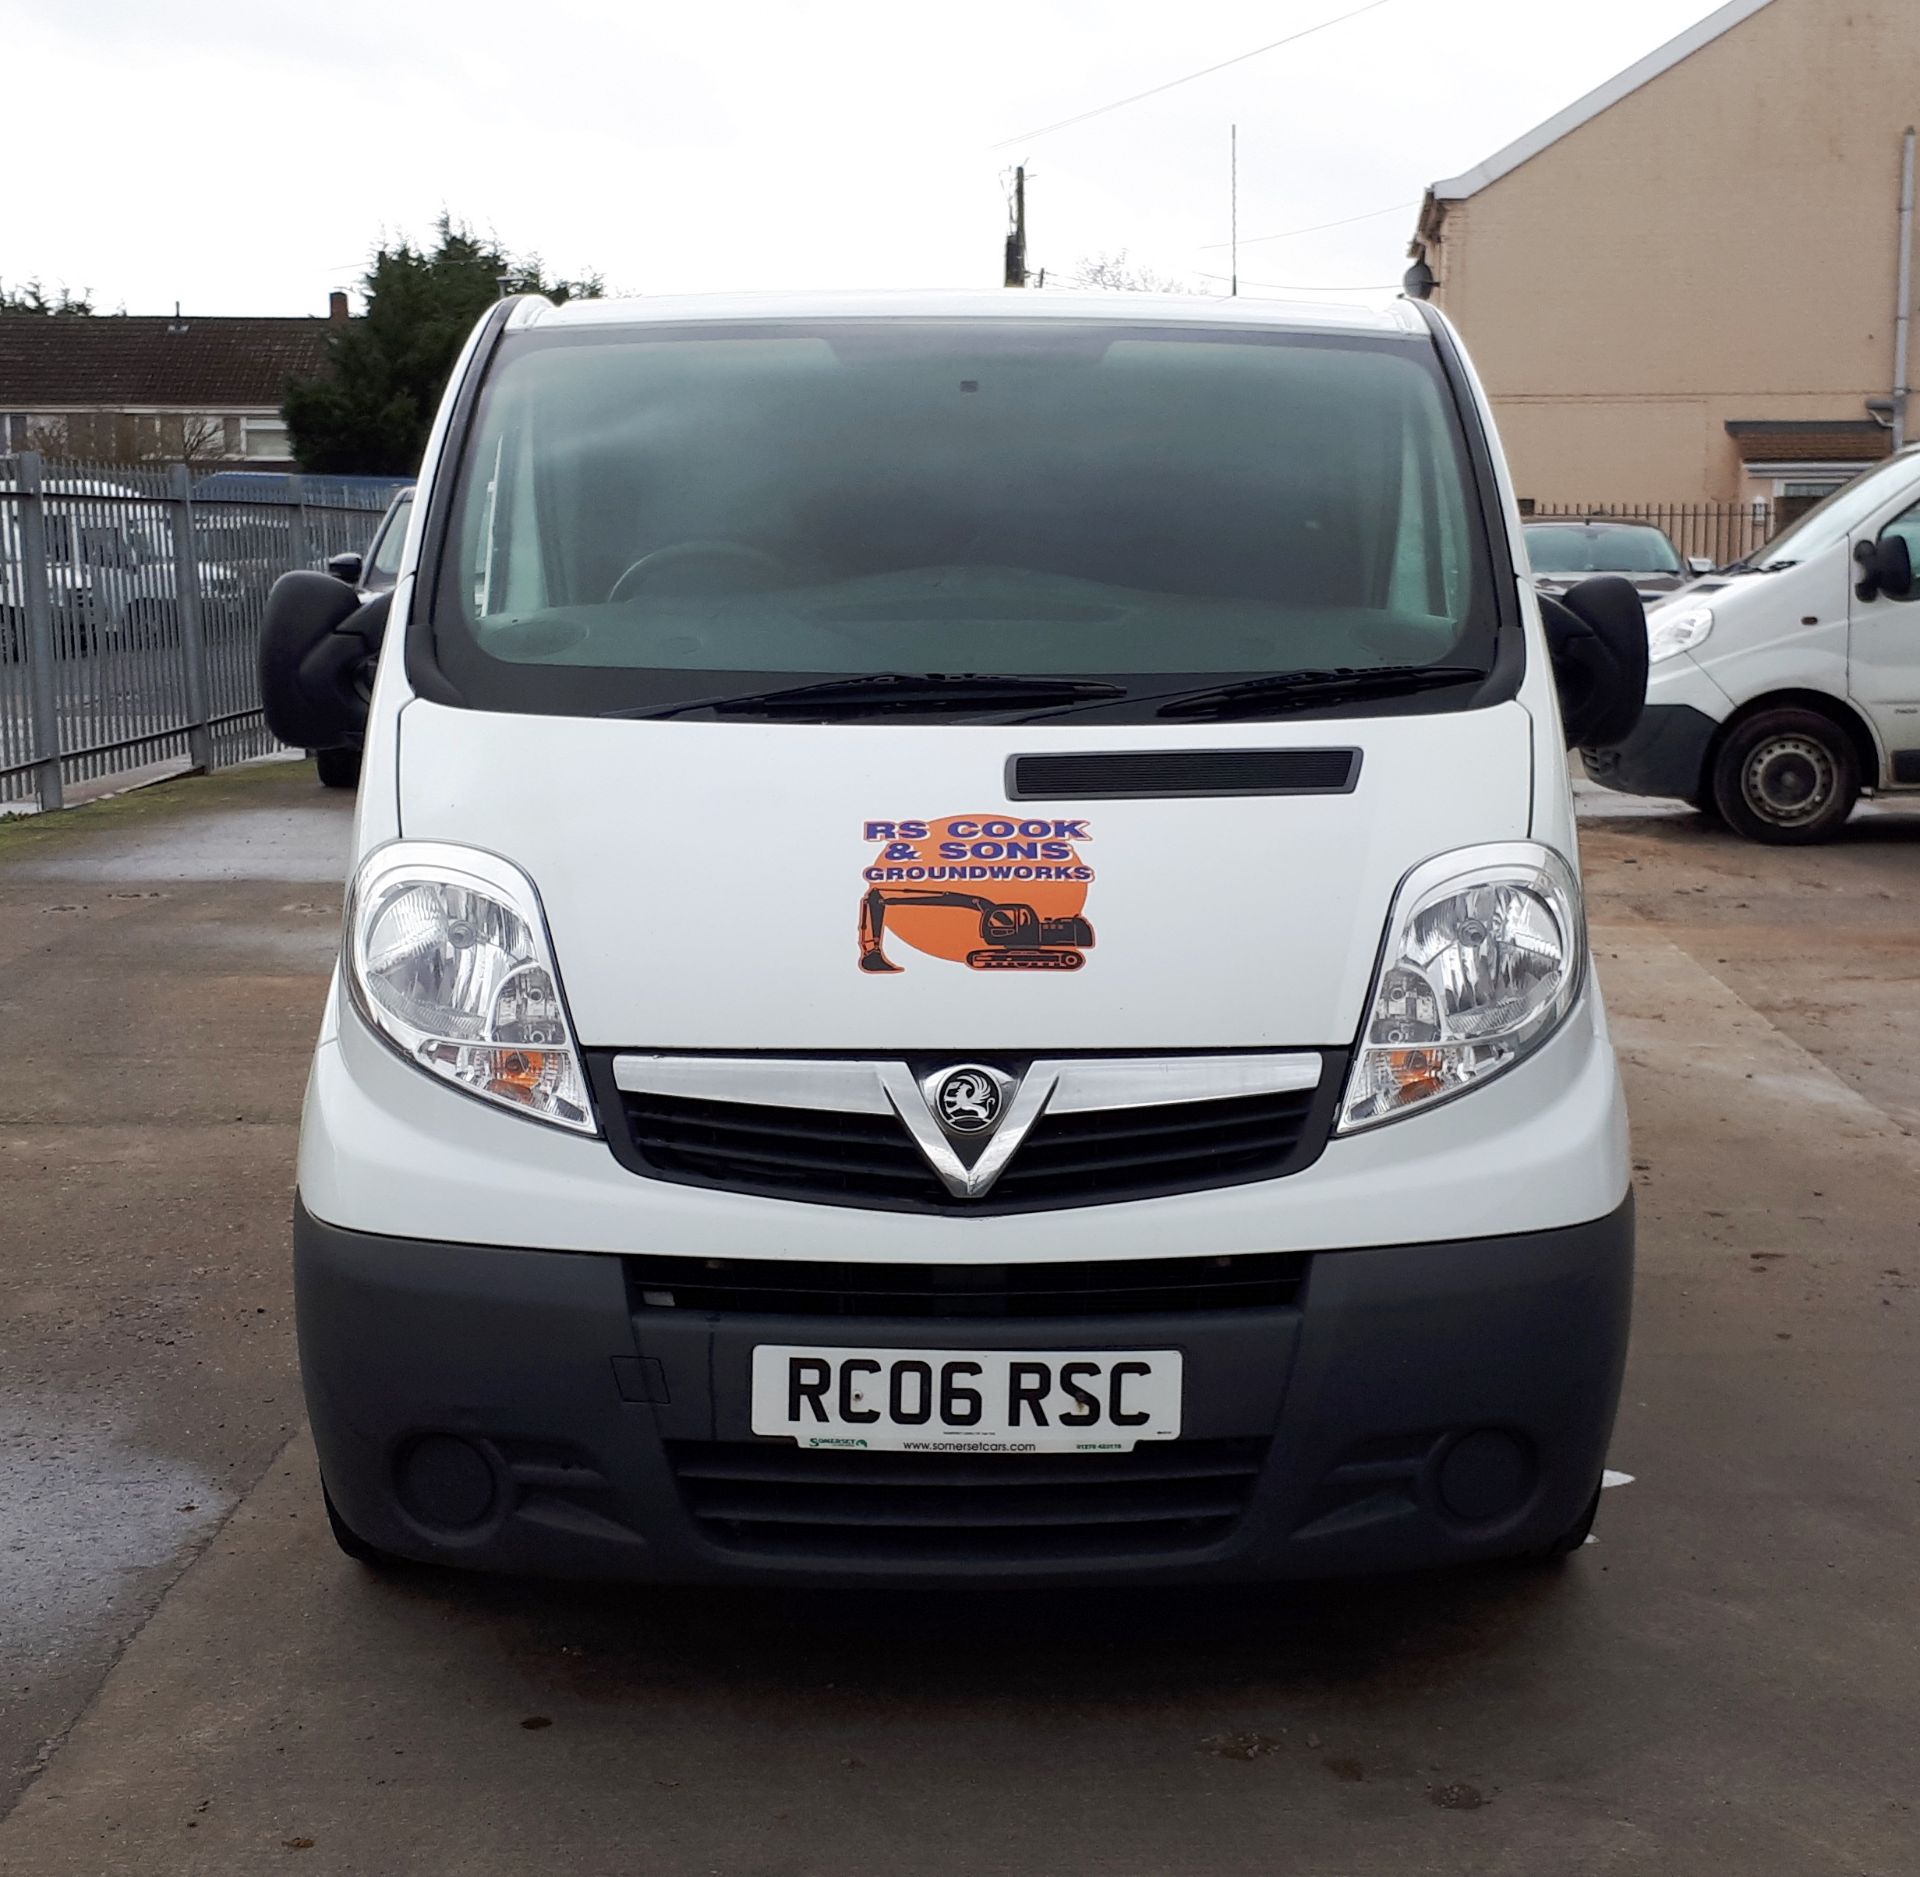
top-left (1524, 500), bottom-right (1777, 570)
top-left (0, 452), bottom-right (405, 810)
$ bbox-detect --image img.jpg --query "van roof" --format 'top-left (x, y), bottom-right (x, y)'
top-left (508, 288), bottom-right (1427, 341)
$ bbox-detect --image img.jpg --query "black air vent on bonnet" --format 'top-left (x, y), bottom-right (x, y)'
top-left (1008, 748), bottom-right (1361, 800)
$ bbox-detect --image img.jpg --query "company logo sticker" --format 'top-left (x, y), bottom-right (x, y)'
top-left (857, 814), bottom-right (1096, 975)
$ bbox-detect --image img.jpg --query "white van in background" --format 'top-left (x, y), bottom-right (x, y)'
top-left (0, 477), bottom-right (243, 656)
top-left (1586, 449), bottom-right (1920, 841)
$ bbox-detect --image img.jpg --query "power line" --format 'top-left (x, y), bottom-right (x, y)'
top-left (1199, 198), bottom-right (1417, 252)
top-left (990, 0), bottom-right (1404, 149)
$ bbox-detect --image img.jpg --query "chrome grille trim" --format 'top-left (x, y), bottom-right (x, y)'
top-left (609, 1052), bottom-right (1322, 1111)
top-left (608, 1052), bottom-right (1324, 1202)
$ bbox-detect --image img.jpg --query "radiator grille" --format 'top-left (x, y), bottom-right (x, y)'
top-left (669, 1437), bottom-right (1269, 1561)
top-left (596, 1063), bottom-right (1341, 1215)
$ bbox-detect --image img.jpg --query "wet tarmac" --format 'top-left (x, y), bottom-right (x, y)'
top-left (0, 761), bottom-right (352, 1805)
top-left (0, 760), bottom-right (1916, 1874)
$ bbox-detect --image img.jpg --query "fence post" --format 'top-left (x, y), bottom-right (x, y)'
top-left (14, 453), bottom-right (64, 812)
top-left (287, 473), bottom-right (310, 569)
top-left (165, 462), bottom-right (214, 774)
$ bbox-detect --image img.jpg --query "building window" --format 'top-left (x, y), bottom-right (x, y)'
top-left (0, 412), bottom-right (58, 451)
top-left (241, 417), bottom-right (290, 461)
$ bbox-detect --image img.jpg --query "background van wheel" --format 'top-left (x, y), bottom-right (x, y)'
top-left (315, 746), bottom-right (361, 791)
top-left (1711, 707), bottom-right (1858, 844)
top-left (323, 1481), bottom-right (402, 1569)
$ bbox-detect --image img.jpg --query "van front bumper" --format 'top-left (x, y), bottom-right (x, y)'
top-left (1582, 703), bottom-right (1719, 801)
top-left (295, 1195), bottom-right (1633, 1585)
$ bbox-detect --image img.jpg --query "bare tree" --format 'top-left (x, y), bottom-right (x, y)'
top-left (1069, 250), bottom-right (1202, 295)
top-left (170, 414), bottom-right (236, 470)
top-left (22, 410), bottom-right (238, 468)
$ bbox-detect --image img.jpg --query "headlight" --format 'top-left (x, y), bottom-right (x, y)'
top-left (345, 842), bottom-right (595, 1133)
top-left (1338, 843), bottom-right (1584, 1133)
top-left (1648, 603), bottom-right (1713, 663)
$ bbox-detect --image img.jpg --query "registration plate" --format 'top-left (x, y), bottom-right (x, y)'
top-left (750, 1345), bottom-right (1183, 1454)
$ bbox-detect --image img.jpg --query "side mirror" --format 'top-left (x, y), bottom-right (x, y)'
top-left (1853, 532), bottom-right (1914, 602)
top-left (1686, 555), bottom-right (1715, 577)
top-left (1539, 575), bottom-right (1649, 748)
top-left (258, 570), bottom-right (391, 749)
top-left (326, 550), bottom-right (365, 586)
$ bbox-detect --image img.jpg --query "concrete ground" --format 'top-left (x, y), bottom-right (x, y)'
top-left (1, 761), bottom-right (1916, 1875)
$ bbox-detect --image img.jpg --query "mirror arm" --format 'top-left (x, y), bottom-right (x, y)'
top-left (297, 634), bottom-right (372, 734)
top-left (348, 591), bottom-right (391, 653)
top-left (310, 591), bottom-right (394, 722)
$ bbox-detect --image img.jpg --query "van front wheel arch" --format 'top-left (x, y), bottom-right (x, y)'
top-left (1710, 704), bottom-right (1861, 844)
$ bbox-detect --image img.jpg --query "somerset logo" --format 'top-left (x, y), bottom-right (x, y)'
top-left (857, 814), bottom-right (1096, 975)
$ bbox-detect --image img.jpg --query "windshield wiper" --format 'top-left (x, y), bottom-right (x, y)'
top-left (1118, 664), bottom-right (1488, 722)
top-left (609, 672), bottom-right (1129, 722)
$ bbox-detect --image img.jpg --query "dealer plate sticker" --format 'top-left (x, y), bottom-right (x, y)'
top-left (750, 1345), bottom-right (1183, 1453)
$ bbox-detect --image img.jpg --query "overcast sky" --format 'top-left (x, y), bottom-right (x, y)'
top-left (8, 0), bottom-right (1719, 317)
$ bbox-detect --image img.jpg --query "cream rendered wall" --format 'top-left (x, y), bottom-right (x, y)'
top-left (1428, 0), bottom-right (1920, 503)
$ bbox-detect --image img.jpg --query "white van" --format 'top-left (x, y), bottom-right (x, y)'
top-left (259, 290), bottom-right (1645, 1584)
top-left (1585, 448), bottom-right (1920, 841)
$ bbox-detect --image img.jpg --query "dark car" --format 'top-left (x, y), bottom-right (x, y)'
top-left (326, 486), bottom-right (414, 602)
top-left (310, 487), bottom-right (414, 788)
top-left (1523, 519), bottom-right (1713, 606)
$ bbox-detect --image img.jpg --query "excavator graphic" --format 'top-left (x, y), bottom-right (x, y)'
top-left (858, 886), bottom-right (1095, 974)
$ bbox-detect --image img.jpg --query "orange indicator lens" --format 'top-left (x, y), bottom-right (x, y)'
top-left (487, 1049), bottom-right (548, 1094)
top-left (1388, 1049), bottom-right (1447, 1101)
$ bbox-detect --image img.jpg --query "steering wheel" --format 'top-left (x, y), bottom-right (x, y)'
top-left (607, 541), bottom-right (790, 603)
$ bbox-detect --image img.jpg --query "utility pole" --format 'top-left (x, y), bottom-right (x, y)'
top-left (1004, 166), bottom-right (1028, 288)
top-left (1230, 125), bottom-right (1238, 297)
top-left (1895, 127), bottom-right (1915, 449)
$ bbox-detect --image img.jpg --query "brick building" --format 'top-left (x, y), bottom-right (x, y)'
top-left (1406, 0), bottom-right (1920, 513)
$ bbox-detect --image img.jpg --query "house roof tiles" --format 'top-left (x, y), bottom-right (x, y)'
top-left (0, 315), bottom-right (336, 409)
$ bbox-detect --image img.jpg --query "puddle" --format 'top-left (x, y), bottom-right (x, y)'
top-left (0, 1391), bottom-right (232, 1679)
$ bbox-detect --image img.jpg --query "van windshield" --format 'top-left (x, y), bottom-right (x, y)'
top-left (1743, 454), bottom-right (1920, 569)
top-left (430, 320), bottom-right (1503, 721)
